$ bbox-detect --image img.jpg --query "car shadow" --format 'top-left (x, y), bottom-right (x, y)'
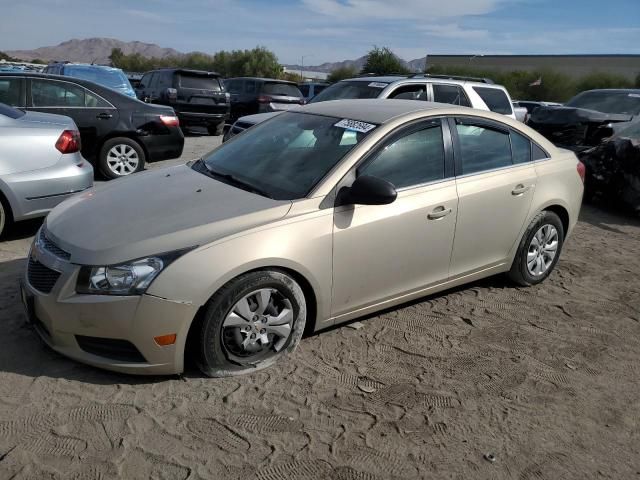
top-left (579, 202), bottom-right (640, 234)
top-left (2, 217), bottom-right (42, 242)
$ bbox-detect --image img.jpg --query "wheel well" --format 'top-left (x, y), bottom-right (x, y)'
top-left (544, 205), bottom-right (569, 237)
top-left (184, 266), bottom-right (319, 362)
top-left (0, 188), bottom-right (13, 223)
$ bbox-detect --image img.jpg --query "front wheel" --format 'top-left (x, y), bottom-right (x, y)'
top-left (508, 211), bottom-right (564, 286)
top-left (0, 195), bottom-right (11, 238)
top-left (98, 137), bottom-right (146, 179)
top-left (196, 270), bottom-right (307, 377)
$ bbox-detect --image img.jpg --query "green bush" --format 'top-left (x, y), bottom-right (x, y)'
top-left (361, 47), bottom-right (409, 76)
top-left (327, 66), bottom-right (358, 83)
top-left (575, 72), bottom-right (633, 92)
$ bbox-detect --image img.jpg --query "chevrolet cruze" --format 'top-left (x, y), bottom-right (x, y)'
top-left (21, 99), bottom-right (584, 376)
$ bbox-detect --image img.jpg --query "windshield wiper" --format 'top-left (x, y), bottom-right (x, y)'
top-left (199, 161), bottom-right (273, 199)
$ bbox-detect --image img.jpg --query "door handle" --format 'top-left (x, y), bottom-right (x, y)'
top-left (96, 113), bottom-right (113, 120)
top-left (428, 206), bottom-right (452, 220)
top-left (511, 184), bottom-right (531, 195)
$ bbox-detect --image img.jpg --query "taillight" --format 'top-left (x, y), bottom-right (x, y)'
top-left (160, 115), bottom-right (180, 127)
top-left (258, 95), bottom-right (273, 104)
top-left (577, 161), bottom-right (586, 183)
top-left (55, 130), bottom-right (81, 154)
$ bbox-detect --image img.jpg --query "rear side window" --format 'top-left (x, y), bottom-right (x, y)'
top-left (511, 131), bottom-right (531, 164)
top-left (179, 74), bottom-right (222, 91)
top-left (245, 81), bottom-right (256, 94)
top-left (261, 82), bottom-right (302, 97)
top-left (473, 87), bottom-right (512, 115)
top-left (532, 143), bottom-right (548, 160)
top-left (388, 84), bottom-right (427, 101)
top-left (455, 122), bottom-right (512, 175)
top-left (433, 84), bottom-right (471, 107)
top-left (31, 79), bottom-right (86, 107)
top-left (360, 122), bottom-right (445, 189)
top-left (0, 78), bottom-right (23, 106)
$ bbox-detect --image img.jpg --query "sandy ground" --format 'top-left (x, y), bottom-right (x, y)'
top-left (0, 136), bottom-right (639, 479)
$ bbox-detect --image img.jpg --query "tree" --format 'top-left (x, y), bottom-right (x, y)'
top-left (360, 47), bottom-right (409, 76)
top-left (0, 51), bottom-right (20, 62)
top-left (328, 66), bottom-right (358, 83)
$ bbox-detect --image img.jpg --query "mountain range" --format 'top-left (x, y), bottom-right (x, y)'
top-left (4, 37), bottom-right (427, 72)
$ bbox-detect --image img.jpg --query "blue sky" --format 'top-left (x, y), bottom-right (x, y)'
top-left (1, 0), bottom-right (639, 64)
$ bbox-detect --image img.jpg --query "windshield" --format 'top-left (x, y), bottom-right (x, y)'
top-left (309, 80), bottom-right (386, 103)
top-left (65, 65), bottom-right (136, 97)
top-left (0, 102), bottom-right (24, 119)
top-left (566, 91), bottom-right (640, 116)
top-left (200, 111), bottom-right (375, 200)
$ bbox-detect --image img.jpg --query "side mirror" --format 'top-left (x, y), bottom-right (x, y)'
top-left (338, 175), bottom-right (397, 206)
top-left (165, 88), bottom-right (178, 102)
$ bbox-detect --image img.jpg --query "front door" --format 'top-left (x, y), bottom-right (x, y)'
top-left (448, 117), bottom-right (536, 277)
top-left (331, 119), bottom-right (458, 319)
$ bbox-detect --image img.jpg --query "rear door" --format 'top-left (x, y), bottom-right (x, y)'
top-left (28, 78), bottom-right (119, 158)
top-left (448, 116), bottom-right (536, 277)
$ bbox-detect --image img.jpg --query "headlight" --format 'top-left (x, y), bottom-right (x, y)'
top-left (76, 248), bottom-right (194, 296)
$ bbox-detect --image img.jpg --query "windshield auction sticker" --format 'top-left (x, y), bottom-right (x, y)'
top-left (368, 82), bottom-right (389, 88)
top-left (334, 119), bottom-right (377, 133)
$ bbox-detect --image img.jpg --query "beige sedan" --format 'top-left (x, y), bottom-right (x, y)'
top-left (22, 99), bottom-right (584, 376)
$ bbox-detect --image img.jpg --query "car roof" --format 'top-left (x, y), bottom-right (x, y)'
top-left (149, 68), bottom-right (221, 76)
top-left (225, 77), bottom-right (298, 85)
top-left (579, 89), bottom-right (640, 94)
top-left (300, 98), bottom-right (469, 124)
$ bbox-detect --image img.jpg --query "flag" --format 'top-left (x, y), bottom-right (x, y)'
top-left (529, 77), bottom-right (542, 87)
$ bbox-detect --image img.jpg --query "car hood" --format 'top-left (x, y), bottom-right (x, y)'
top-left (45, 164), bottom-right (292, 265)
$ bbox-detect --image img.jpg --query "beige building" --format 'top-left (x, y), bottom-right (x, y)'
top-left (425, 55), bottom-right (640, 81)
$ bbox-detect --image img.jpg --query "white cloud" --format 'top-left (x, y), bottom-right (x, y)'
top-left (417, 23), bottom-right (489, 40)
top-left (301, 0), bottom-right (508, 19)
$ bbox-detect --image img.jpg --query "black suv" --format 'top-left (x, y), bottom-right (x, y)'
top-left (0, 72), bottom-right (184, 179)
top-left (224, 77), bottom-right (304, 122)
top-left (136, 69), bottom-right (229, 135)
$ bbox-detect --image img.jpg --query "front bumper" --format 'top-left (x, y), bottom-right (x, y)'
top-left (21, 235), bottom-right (199, 375)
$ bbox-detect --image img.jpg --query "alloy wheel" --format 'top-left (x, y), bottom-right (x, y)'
top-left (527, 224), bottom-right (559, 276)
top-left (106, 144), bottom-right (140, 176)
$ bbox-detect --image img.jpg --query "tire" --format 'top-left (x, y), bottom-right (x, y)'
top-left (0, 194), bottom-right (12, 239)
top-left (508, 211), bottom-right (564, 286)
top-left (98, 137), bottom-right (146, 179)
top-left (196, 270), bottom-right (307, 377)
top-left (207, 122), bottom-right (225, 136)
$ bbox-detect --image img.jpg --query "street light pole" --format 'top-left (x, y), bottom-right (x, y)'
top-left (301, 54), bottom-right (313, 80)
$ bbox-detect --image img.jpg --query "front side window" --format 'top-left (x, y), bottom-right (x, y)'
top-left (473, 87), bottom-right (513, 115)
top-left (388, 84), bottom-right (427, 101)
top-left (0, 78), bottom-right (23, 106)
top-left (201, 112), bottom-right (375, 200)
top-left (31, 80), bottom-right (86, 107)
top-left (225, 80), bottom-right (241, 93)
top-left (511, 131), bottom-right (532, 164)
top-left (456, 122), bottom-right (512, 175)
top-left (360, 122), bottom-right (445, 189)
top-left (433, 84), bottom-right (471, 107)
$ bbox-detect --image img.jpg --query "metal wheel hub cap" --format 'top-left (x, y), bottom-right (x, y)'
top-left (107, 144), bottom-right (139, 175)
top-left (527, 224), bottom-right (559, 276)
top-left (223, 288), bottom-right (293, 354)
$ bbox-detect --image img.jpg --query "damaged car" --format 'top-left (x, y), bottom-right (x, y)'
top-left (528, 89), bottom-right (640, 152)
top-left (579, 120), bottom-right (640, 213)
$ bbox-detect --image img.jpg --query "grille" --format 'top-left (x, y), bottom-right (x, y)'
top-left (76, 336), bottom-right (147, 363)
top-left (27, 257), bottom-right (61, 294)
top-left (39, 229), bottom-right (71, 260)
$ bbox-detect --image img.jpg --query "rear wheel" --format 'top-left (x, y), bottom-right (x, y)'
top-left (196, 270), bottom-right (306, 377)
top-left (508, 211), bottom-right (564, 286)
top-left (99, 137), bottom-right (146, 179)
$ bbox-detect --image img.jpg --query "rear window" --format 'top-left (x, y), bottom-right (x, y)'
top-left (473, 87), bottom-right (513, 115)
top-left (261, 82), bottom-right (302, 97)
top-left (179, 74), bottom-right (222, 91)
top-left (310, 81), bottom-right (386, 103)
top-left (566, 91), bottom-right (640, 116)
top-left (299, 84), bottom-right (310, 96)
top-left (0, 102), bottom-right (24, 119)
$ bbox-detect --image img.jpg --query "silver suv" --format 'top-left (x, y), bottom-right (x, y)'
top-left (310, 74), bottom-right (518, 120)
